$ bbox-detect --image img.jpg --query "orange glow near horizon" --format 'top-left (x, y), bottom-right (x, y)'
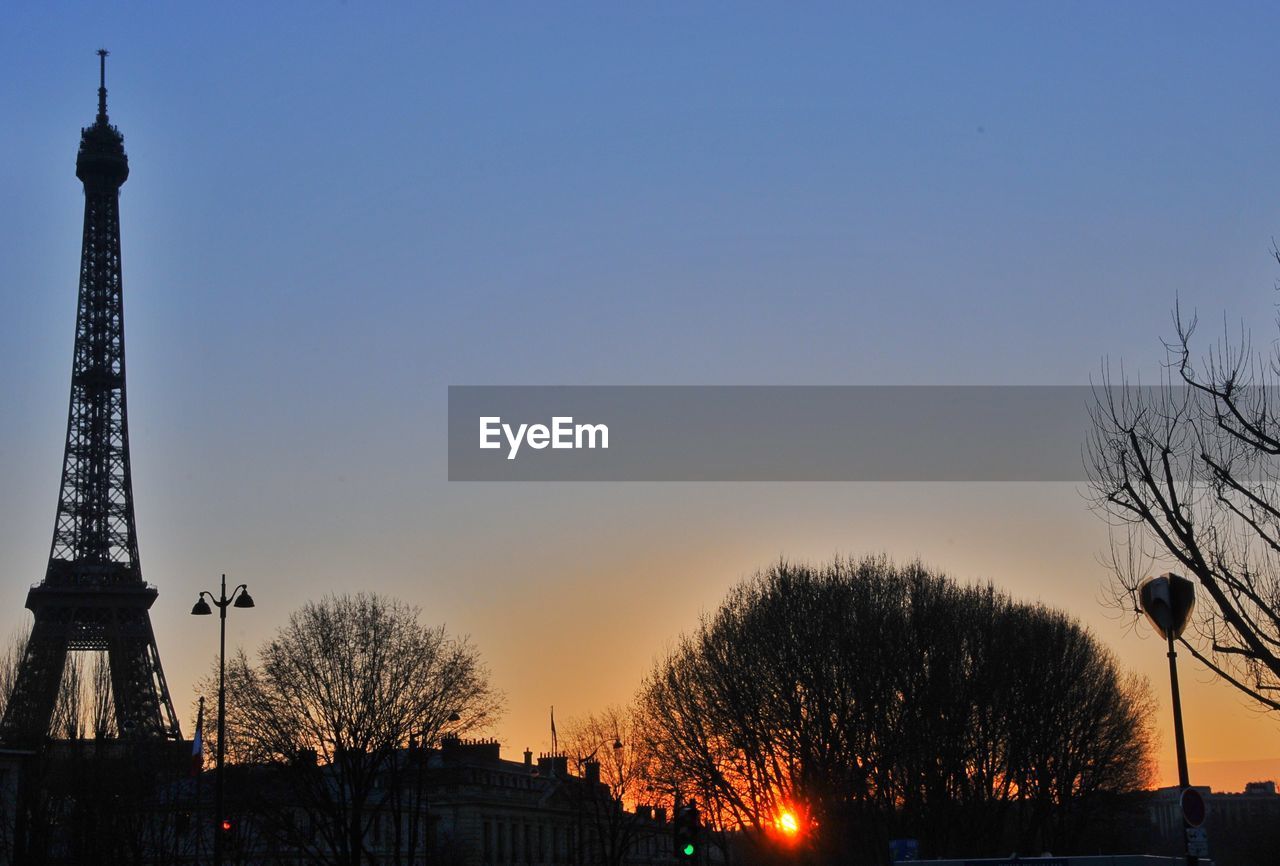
top-left (778, 810), bottom-right (799, 836)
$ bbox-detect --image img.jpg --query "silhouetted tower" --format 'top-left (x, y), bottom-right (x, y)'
top-left (0, 52), bottom-right (180, 744)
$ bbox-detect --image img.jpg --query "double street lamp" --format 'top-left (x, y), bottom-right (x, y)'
top-left (192, 574), bottom-right (255, 866)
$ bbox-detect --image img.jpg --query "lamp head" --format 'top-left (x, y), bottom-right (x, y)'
top-left (233, 589), bottom-right (255, 609)
top-left (191, 597), bottom-right (213, 616)
top-left (1139, 572), bottom-right (1196, 640)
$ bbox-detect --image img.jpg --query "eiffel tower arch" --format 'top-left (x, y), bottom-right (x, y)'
top-left (1, 52), bottom-right (180, 745)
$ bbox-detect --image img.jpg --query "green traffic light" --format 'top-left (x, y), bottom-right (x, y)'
top-left (683, 843), bottom-right (695, 856)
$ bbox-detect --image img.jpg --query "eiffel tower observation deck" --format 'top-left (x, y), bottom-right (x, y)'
top-left (0, 52), bottom-right (181, 744)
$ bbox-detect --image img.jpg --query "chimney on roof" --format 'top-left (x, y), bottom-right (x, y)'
top-left (524, 748), bottom-right (533, 767)
top-left (537, 754), bottom-right (569, 777)
top-left (583, 759), bottom-right (601, 786)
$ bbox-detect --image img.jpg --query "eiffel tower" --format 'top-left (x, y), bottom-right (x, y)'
top-left (0, 52), bottom-right (180, 744)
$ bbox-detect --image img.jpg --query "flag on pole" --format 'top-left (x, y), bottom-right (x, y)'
top-left (550, 705), bottom-right (558, 759)
top-left (191, 696), bottom-right (205, 777)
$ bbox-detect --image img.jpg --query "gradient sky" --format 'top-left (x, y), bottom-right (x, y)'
top-left (2, 3), bottom-right (1279, 791)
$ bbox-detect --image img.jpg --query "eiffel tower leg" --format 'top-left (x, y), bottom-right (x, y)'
top-left (1, 616), bottom-right (70, 744)
top-left (107, 609), bottom-right (180, 740)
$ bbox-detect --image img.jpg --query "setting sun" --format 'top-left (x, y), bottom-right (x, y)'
top-left (778, 810), bottom-right (799, 835)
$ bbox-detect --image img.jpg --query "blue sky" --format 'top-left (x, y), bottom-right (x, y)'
top-left (1, 3), bottom-right (1278, 786)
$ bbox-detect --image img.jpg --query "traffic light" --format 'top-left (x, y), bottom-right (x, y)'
top-left (674, 801), bottom-right (700, 860)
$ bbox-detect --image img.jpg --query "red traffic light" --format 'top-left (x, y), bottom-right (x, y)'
top-left (220, 818), bottom-right (233, 832)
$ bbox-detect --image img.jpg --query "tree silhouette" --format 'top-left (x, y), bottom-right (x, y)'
top-left (637, 556), bottom-right (1155, 864)
top-left (1088, 293), bottom-right (1280, 712)
top-left (205, 593), bottom-right (502, 866)
top-left (562, 705), bottom-right (654, 866)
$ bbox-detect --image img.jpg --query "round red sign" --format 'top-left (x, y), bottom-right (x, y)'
top-left (1181, 787), bottom-right (1206, 828)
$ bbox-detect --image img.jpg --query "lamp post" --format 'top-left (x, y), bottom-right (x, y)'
top-left (412, 711), bottom-right (461, 863)
top-left (1138, 572), bottom-right (1200, 866)
top-left (191, 574), bottom-right (255, 866)
top-left (574, 736), bottom-right (623, 866)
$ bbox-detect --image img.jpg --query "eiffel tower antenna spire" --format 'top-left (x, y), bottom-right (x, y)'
top-left (0, 52), bottom-right (180, 745)
top-left (97, 48), bottom-right (108, 122)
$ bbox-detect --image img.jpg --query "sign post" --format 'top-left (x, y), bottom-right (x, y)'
top-left (1181, 787), bottom-right (1209, 859)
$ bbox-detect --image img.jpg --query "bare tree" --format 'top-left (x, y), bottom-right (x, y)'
top-left (208, 593), bottom-right (502, 866)
top-left (0, 630), bottom-right (28, 724)
top-left (0, 630), bottom-right (194, 864)
top-left (0, 627), bottom-right (117, 742)
top-left (1088, 294), bottom-right (1280, 712)
top-left (562, 705), bottom-right (654, 866)
top-left (45, 651), bottom-right (118, 740)
top-left (638, 557), bottom-right (1155, 864)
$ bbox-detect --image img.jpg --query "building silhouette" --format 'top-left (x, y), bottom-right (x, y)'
top-left (1146, 781), bottom-right (1280, 865)
top-left (156, 737), bottom-right (680, 866)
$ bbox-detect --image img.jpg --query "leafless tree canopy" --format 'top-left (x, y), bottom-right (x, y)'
top-left (561, 706), bottom-right (655, 866)
top-left (205, 593), bottom-right (503, 866)
top-left (1088, 299), bottom-right (1280, 711)
top-left (0, 629), bottom-right (116, 741)
top-left (0, 630), bottom-right (183, 864)
top-left (637, 557), bottom-right (1155, 864)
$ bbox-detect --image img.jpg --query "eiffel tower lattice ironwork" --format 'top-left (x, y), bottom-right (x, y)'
top-left (0, 51), bottom-right (181, 744)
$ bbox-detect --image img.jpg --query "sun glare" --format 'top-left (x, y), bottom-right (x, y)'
top-left (778, 811), bottom-right (799, 835)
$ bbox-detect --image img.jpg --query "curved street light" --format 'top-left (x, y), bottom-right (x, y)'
top-left (573, 736), bottom-right (624, 866)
